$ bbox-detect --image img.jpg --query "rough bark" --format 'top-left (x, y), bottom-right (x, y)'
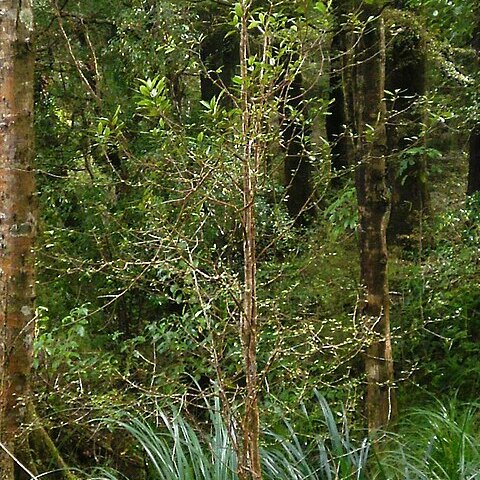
top-left (280, 71), bottom-right (315, 226)
top-left (385, 10), bottom-right (429, 243)
top-left (468, 6), bottom-right (480, 197)
top-left (238, 2), bottom-right (261, 479)
top-left (348, 6), bottom-right (396, 433)
top-left (0, 2), bottom-right (36, 478)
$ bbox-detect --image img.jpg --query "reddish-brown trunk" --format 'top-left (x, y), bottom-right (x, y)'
top-left (238, 2), bottom-right (261, 479)
top-left (0, 1), bottom-right (36, 478)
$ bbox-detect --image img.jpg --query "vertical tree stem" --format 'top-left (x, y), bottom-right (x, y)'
top-left (350, 7), bottom-right (396, 434)
top-left (239, 1), bottom-right (262, 479)
top-left (0, 1), bottom-right (36, 478)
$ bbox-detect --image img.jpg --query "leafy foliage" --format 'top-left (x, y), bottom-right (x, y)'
top-left (26, 0), bottom-right (480, 475)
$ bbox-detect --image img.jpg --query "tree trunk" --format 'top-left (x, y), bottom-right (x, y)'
top-left (327, 7), bottom-right (355, 179)
top-left (0, 1), bottom-right (36, 478)
top-left (385, 10), bottom-right (429, 243)
top-left (468, 126), bottom-right (480, 196)
top-left (280, 71), bottom-right (315, 226)
top-left (200, 10), bottom-right (239, 103)
top-left (468, 6), bottom-right (480, 197)
top-left (26, 403), bottom-right (78, 480)
top-left (348, 6), bottom-right (396, 433)
top-left (238, 2), bottom-right (261, 479)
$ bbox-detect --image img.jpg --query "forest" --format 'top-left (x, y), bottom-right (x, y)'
top-left (0, 0), bottom-right (479, 478)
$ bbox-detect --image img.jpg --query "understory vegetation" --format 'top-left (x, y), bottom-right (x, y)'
top-left (89, 396), bottom-right (480, 479)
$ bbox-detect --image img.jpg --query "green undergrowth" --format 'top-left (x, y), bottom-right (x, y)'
top-left (88, 396), bottom-right (480, 480)
top-left (390, 199), bottom-right (480, 404)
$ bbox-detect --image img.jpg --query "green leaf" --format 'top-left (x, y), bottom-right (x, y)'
top-left (234, 2), bottom-right (242, 17)
top-left (314, 1), bottom-right (326, 14)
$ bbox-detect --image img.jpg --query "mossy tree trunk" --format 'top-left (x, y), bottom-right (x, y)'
top-left (347, 4), bottom-right (396, 433)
